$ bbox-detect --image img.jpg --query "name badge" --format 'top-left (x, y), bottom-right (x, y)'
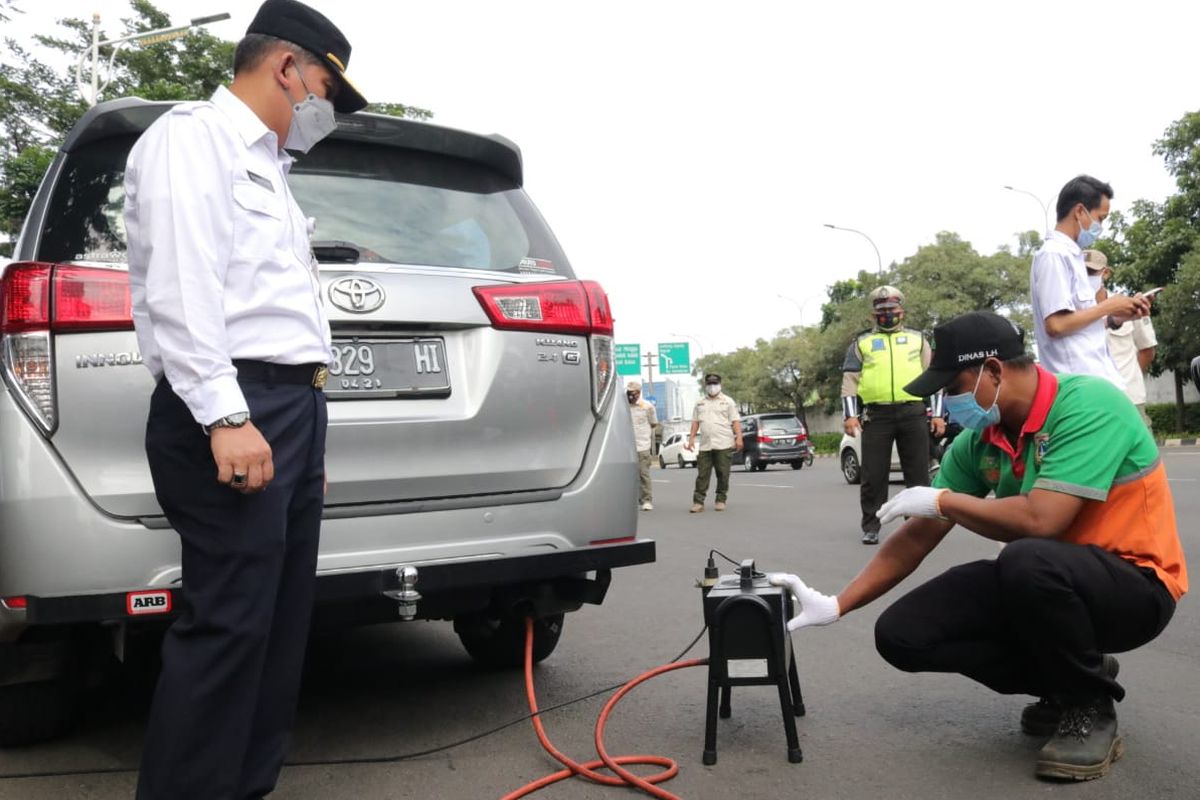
top-left (246, 170), bottom-right (275, 193)
top-left (896, 336), bottom-right (908, 344)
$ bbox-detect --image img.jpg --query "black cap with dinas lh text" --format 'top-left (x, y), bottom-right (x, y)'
top-left (247, 0), bottom-right (368, 113)
top-left (903, 311), bottom-right (1025, 397)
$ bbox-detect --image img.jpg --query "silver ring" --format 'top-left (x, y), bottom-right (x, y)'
top-left (231, 472), bottom-right (248, 487)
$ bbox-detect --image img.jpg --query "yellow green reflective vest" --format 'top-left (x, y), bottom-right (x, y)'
top-left (855, 329), bottom-right (925, 404)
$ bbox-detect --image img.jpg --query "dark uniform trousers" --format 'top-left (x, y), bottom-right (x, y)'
top-left (137, 377), bottom-right (327, 800)
top-left (874, 538), bottom-right (1175, 703)
top-left (860, 401), bottom-right (929, 535)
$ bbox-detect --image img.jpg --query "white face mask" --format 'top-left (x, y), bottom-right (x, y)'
top-left (283, 63), bottom-right (337, 153)
top-left (706, 384), bottom-right (721, 397)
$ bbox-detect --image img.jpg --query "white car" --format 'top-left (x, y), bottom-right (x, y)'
top-left (659, 431), bottom-right (698, 468)
top-left (838, 432), bottom-right (903, 484)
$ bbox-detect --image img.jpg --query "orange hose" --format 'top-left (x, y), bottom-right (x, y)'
top-left (500, 618), bottom-right (706, 800)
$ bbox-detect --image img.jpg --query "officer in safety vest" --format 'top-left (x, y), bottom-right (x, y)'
top-left (842, 286), bottom-right (944, 544)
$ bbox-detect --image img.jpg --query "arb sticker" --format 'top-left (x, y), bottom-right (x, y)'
top-left (126, 590), bottom-right (173, 615)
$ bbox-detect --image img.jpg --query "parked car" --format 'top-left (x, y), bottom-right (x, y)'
top-left (839, 421), bottom-right (958, 484)
top-left (735, 413), bottom-right (813, 471)
top-left (658, 431), bottom-right (698, 468)
top-left (838, 432), bottom-right (901, 484)
top-left (0, 98), bottom-right (654, 746)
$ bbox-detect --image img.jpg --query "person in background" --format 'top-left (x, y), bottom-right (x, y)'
top-left (1029, 175), bottom-right (1148, 387)
top-left (688, 373), bottom-right (742, 513)
top-left (626, 380), bottom-right (658, 511)
top-left (1085, 250), bottom-right (1158, 430)
top-left (842, 286), bottom-right (944, 545)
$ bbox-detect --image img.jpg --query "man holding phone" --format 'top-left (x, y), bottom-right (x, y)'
top-left (1085, 250), bottom-right (1159, 429)
top-left (1030, 175), bottom-right (1150, 386)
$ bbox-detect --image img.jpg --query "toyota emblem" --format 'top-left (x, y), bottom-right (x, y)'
top-left (328, 276), bottom-right (385, 314)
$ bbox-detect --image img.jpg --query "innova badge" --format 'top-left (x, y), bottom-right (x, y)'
top-left (329, 276), bottom-right (385, 314)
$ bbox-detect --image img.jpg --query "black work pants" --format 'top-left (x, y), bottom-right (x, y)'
top-left (860, 401), bottom-right (929, 534)
top-left (137, 378), bottom-right (327, 800)
top-left (875, 538), bottom-right (1175, 703)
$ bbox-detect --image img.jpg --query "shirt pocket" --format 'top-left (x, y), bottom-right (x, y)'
top-left (1073, 286), bottom-right (1097, 310)
top-left (232, 181), bottom-right (284, 220)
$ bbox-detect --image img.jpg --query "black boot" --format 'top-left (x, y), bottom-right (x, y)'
top-left (1035, 696), bottom-right (1123, 781)
top-left (1021, 654), bottom-right (1119, 737)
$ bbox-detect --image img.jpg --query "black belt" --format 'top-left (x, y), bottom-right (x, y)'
top-left (233, 359), bottom-right (329, 389)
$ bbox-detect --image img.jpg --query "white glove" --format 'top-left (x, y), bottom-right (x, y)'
top-left (769, 573), bottom-right (840, 631)
top-left (876, 486), bottom-right (948, 526)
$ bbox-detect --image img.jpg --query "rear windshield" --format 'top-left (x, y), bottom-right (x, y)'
top-left (757, 415), bottom-right (803, 432)
top-left (36, 133), bottom-right (574, 278)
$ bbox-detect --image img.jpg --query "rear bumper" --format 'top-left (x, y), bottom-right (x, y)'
top-left (21, 539), bottom-right (656, 627)
top-left (757, 444), bottom-right (811, 462)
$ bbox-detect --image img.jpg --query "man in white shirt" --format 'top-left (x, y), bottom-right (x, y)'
top-left (1030, 175), bottom-right (1150, 386)
top-left (124, 2), bottom-right (367, 798)
top-left (1085, 250), bottom-right (1158, 429)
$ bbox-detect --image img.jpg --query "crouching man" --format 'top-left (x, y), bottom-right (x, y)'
top-left (773, 311), bottom-right (1186, 781)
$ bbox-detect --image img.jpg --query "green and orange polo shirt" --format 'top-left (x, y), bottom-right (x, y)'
top-left (934, 365), bottom-right (1187, 601)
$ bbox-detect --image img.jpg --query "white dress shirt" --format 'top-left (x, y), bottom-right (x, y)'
top-left (1029, 230), bottom-right (1122, 387)
top-left (125, 86), bottom-right (332, 426)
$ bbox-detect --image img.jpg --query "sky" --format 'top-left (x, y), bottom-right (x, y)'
top-left (6, 0), bottom-right (1199, 371)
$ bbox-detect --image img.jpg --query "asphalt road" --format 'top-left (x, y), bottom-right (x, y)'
top-left (1, 448), bottom-right (1197, 800)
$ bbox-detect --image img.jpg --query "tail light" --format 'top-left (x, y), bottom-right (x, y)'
top-left (473, 280), bottom-right (616, 414)
top-left (757, 434), bottom-right (772, 444)
top-left (0, 262), bottom-right (133, 433)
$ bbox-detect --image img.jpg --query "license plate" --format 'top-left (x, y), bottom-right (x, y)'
top-left (326, 338), bottom-right (451, 398)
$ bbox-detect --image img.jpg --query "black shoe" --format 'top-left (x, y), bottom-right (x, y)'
top-left (1035, 698), bottom-right (1123, 781)
top-left (1021, 655), bottom-right (1119, 736)
top-left (861, 530), bottom-right (879, 545)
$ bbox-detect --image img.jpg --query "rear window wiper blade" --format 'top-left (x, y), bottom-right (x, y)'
top-left (311, 240), bottom-right (363, 263)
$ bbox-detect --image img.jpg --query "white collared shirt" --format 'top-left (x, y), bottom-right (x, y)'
top-left (125, 86), bottom-right (332, 426)
top-left (1029, 230), bottom-right (1122, 387)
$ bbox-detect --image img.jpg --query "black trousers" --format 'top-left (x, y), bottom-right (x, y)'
top-left (137, 378), bottom-right (327, 800)
top-left (860, 402), bottom-right (929, 534)
top-left (875, 538), bottom-right (1176, 703)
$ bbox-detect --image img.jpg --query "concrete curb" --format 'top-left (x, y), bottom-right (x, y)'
top-left (1159, 438), bottom-right (1198, 447)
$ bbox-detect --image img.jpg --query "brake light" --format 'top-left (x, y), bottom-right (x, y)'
top-left (757, 434), bottom-right (772, 443)
top-left (53, 265), bottom-right (133, 331)
top-left (474, 279), bottom-right (617, 414)
top-left (0, 262), bottom-right (134, 434)
top-left (472, 280), bottom-right (611, 335)
top-left (1, 596), bottom-right (28, 610)
top-left (0, 262), bottom-right (51, 334)
top-left (0, 262), bottom-right (132, 333)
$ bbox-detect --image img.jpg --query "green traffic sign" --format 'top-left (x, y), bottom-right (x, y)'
top-left (615, 343), bottom-right (641, 376)
top-left (658, 342), bottom-right (691, 375)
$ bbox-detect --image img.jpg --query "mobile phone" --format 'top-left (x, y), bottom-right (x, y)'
top-left (1143, 287), bottom-right (1164, 298)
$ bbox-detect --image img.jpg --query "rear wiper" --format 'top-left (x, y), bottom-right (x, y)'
top-left (311, 240), bottom-right (362, 263)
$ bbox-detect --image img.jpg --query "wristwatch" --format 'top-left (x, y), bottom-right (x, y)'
top-left (203, 412), bottom-right (250, 435)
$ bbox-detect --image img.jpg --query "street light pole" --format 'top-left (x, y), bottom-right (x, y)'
top-left (1003, 185), bottom-right (1050, 233)
top-left (76, 12), bottom-right (232, 107)
top-left (823, 223), bottom-right (883, 279)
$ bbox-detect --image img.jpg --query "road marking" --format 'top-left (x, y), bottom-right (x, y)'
top-left (653, 479), bottom-right (673, 484)
top-left (743, 483), bottom-right (793, 489)
top-left (1164, 452), bottom-right (1200, 456)
top-left (1168, 478), bottom-right (1197, 482)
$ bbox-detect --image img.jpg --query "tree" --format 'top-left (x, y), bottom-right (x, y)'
top-left (1104, 109), bottom-right (1200, 428)
top-left (0, 0), bottom-right (431, 251)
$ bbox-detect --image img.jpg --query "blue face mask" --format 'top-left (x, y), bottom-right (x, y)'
top-left (944, 368), bottom-right (1001, 431)
top-left (1076, 211), bottom-right (1102, 248)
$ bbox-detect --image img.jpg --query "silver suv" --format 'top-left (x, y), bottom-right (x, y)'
top-left (0, 98), bottom-right (652, 745)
